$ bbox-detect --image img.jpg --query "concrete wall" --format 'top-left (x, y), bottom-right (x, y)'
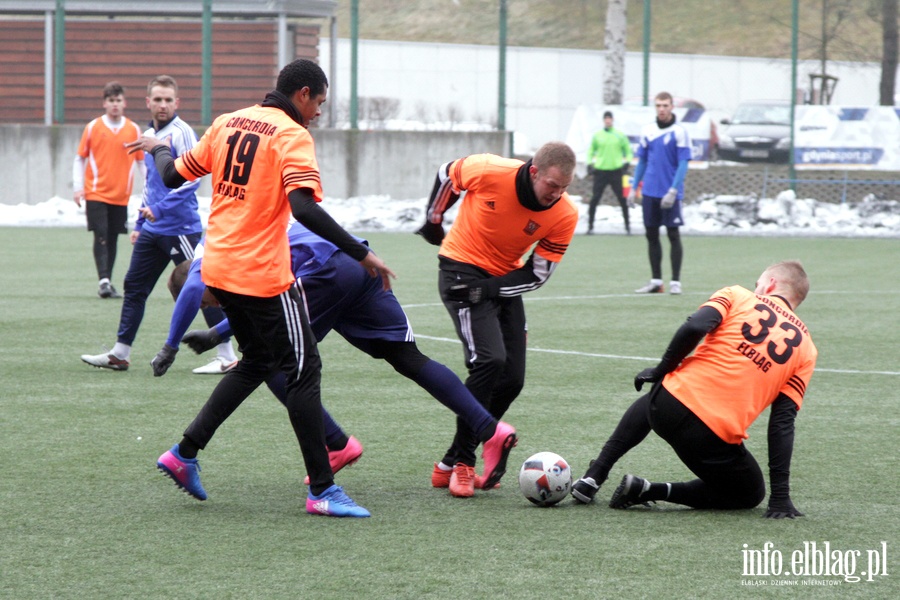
top-left (0, 125), bottom-right (511, 205)
top-left (319, 38), bottom-right (899, 153)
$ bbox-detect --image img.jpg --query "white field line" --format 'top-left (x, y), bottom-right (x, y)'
top-left (405, 292), bottom-right (900, 377)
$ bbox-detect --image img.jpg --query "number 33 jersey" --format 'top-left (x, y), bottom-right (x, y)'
top-left (175, 105), bottom-right (324, 297)
top-left (663, 285), bottom-right (818, 444)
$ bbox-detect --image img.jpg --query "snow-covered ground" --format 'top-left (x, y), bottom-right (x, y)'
top-left (1, 191), bottom-right (898, 238)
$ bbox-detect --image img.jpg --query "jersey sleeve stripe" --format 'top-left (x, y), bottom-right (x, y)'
top-left (174, 121), bottom-right (196, 150)
top-left (429, 178), bottom-right (456, 223)
top-left (786, 375), bottom-right (806, 396)
top-left (709, 297), bottom-right (731, 311)
top-left (284, 173), bottom-right (321, 187)
top-left (537, 239), bottom-right (568, 254)
top-left (181, 152), bottom-right (209, 178)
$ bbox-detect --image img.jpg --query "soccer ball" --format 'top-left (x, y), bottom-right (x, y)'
top-left (518, 452), bottom-right (572, 507)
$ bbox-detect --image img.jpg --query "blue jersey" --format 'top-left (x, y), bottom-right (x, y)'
top-left (636, 119), bottom-right (692, 199)
top-left (137, 115), bottom-right (202, 236)
top-left (288, 223), bottom-right (357, 278)
top-left (165, 222), bottom-right (407, 349)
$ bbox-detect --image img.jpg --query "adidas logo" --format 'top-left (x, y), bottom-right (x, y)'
top-left (311, 500), bottom-right (329, 514)
top-left (170, 248), bottom-right (179, 255)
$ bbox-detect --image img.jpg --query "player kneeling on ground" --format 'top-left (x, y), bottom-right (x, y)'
top-left (571, 261), bottom-right (817, 519)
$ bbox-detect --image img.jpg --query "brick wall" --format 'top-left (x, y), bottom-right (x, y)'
top-left (0, 17), bottom-right (321, 125)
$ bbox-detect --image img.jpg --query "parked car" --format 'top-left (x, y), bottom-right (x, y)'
top-left (717, 101), bottom-right (791, 163)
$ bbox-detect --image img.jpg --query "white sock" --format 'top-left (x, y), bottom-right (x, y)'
top-left (215, 341), bottom-right (237, 362)
top-left (651, 278), bottom-right (663, 286)
top-left (437, 462), bottom-right (453, 472)
top-left (99, 278), bottom-right (110, 285)
top-left (111, 342), bottom-right (131, 360)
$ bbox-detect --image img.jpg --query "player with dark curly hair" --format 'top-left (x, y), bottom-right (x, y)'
top-left (130, 59), bottom-right (393, 517)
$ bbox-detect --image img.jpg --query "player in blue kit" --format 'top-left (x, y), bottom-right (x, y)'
top-left (628, 91), bottom-right (692, 296)
top-left (151, 221), bottom-right (517, 493)
top-left (80, 75), bottom-right (237, 373)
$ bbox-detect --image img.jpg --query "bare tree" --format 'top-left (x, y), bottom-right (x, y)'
top-left (880, 0), bottom-right (899, 105)
top-left (603, 0), bottom-right (627, 104)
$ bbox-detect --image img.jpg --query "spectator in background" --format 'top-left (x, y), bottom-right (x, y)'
top-left (73, 82), bottom-right (145, 299)
top-left (629, 92), bottom-right (692, 295)
top-left (586, 110), bottom-right (633, 234)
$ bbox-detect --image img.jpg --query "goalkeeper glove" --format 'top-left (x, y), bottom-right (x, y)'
top-left (763, 496), bottom-right (804, 519)
top-left (626, 187), bottom-right (638, 207)
top-left (182, 328), bottom-right (223, 355)
top-left (660, 187), bottom-right (678, 209)
top-left (415, 221), bottom-right (445, 246)
top-left (634, 367), bottom-right (663, 392)
top-left (151, 344), bottom-right (178, 377)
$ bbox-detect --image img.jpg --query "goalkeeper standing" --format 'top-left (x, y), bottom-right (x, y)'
top-left (416, 142), bottom-right (578, 498)
top-left (586, 110), bottom-right (633, 235)
top-left (630, 92), bottom-right (692, 295)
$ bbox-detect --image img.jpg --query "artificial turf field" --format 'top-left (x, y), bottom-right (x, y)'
top-left (2, 227), bottom-right (897, 599)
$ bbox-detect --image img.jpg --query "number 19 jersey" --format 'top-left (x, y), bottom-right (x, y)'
top-left (174, 105), bottom-right (324, 297)
top-left (663, 285), bottom-right (818, 444)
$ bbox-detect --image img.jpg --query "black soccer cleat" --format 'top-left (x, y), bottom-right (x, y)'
top-left (571, 477), bottom-right (601, 504)
top-left (98, 281), bottom-right (122, 299)
top-left (609, 474), bottom-right (652, 509)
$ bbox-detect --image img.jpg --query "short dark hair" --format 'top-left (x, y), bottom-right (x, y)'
top-left (103, 81), bottom-right (125, 100)
top-left (276, 59), bottom-right (328, 97)
top-left (603, 110), bottom-right (613, 119)
top-left (167, 261), bottom-right (190, 301)
top-left (147, 75), bottom-right (178, 97)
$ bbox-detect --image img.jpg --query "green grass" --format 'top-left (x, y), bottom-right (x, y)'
top-left (2, 228), bottom-right (898, 599)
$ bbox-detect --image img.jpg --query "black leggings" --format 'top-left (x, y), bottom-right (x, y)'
top-left (588, 168), bottom-right (628, 230)
top-left (585, 386), bottom-right (765, 510)
top-left (645, 226), bottom-right (682, 281)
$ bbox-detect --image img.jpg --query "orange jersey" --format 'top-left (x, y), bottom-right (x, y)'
top-left (175, 105), bottom-right (324, 297)
top-left (439, 154), bottom-right (578, 275)
top-left (77, 117), bottom-right (144, 205)
top-left (663, 286), bottom-right (818, 444)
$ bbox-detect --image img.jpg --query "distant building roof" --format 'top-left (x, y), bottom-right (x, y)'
top-left (0, 0), bottom-right (336, 18)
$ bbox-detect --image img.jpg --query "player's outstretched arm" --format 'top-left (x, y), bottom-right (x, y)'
top-left (634, 306), bottom-right (722, 391)
top-left (764, 394), bottom-right (803, 519)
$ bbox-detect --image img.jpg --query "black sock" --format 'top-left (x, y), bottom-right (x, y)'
top-left (328, 434), bottom-right (349, 452)
top-left (477, 421), bottom-right (498, 443)
top-left (178, 437), bottom-right (200, 459)
top-left (646, 482), bottom-right (670, 502)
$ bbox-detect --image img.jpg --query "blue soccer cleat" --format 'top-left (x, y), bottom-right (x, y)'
top-left (157, 444), bottom-right (207, 501)
top-left (306, 485), bottom-right (370, 518)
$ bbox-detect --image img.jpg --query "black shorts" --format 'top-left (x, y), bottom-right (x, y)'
top-left (85, 200), bottom-right (128, 235)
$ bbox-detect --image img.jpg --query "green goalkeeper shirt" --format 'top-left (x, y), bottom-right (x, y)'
top-left (587, 127), bottom-right (633, 171)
